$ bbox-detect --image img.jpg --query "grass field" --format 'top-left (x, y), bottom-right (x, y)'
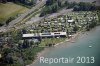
top-left (0, 2), bottom-right (29, 24)
top-left (39, 38), bottom-right (66, 47)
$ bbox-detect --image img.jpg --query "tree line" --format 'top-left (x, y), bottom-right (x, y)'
top-left (73, 2), bottom-right (96, 11)
top-left (40, 0), bottom-right (98, 17)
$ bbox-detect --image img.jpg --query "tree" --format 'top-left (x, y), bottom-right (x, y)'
top-left (46, 0), bottom-right (55, 6)
top-left (73, 2), bottom-right (96, 11)
top-left (6, 17), bottom-right (14, 25)
top-left (4, 53), bottom-right (13, 64)
top-left (73, 5), bottom-right (80, 11)
top-left (64, 1), bottom-right (69, 7)
top-left (58, 0), bottom-right (61, 7)
top-left (73, 25), bottom-right (78, 33)
top-left (89, 21), bottom-right (97, 28)
top-left (1, 48), bottom-right (14, 65)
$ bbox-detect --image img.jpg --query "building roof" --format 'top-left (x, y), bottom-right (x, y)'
top-left (23, 34), bottom-right (35, 38)
top-left (67, 19), bottom-right (74, 23)
top-left (22, 32), bottom-right (67, 38)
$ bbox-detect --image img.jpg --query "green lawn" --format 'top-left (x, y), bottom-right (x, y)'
top-left (0, 2), bottom-right (29, 24)
top-left (39, 37), bottom-right (66, 47)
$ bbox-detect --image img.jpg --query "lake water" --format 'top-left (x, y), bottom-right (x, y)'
top-left (30, 26), bottom-right (100, 66)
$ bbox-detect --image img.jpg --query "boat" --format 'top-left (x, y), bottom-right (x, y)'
top-left (89, 45), bottom-right (92, 48)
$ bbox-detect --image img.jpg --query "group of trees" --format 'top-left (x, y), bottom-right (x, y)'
top-left (40, 0), bottom-right (98, 17)
top-left (73, 2), bottom-right (96, 11)
top-left (5, 17), bottom-right (15, 25)
top-left (0, 29), bottom-right (41, 66)
top-left (40, 0), bottom-right (83, 17)
top-left (0, 48), bottom-right (14, 65)
top-left (40, 0), bottom-right (62, 17)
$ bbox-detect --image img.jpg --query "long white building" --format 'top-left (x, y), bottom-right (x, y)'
top-left (22, 32), bottom-right (67, 38)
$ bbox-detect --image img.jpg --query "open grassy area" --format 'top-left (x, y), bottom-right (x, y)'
top-left (0, 2), bottom-right (29, 24)
top-left (39, 38), bottom-right (66, 47)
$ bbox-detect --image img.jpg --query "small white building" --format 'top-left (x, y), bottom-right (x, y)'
top-left (23, 34), bottom-right (35, 38)
top-left (67, 19), bottom-right (74, 23)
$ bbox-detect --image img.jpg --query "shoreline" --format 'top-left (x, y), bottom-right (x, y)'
top-left (27, 31), bottom-right (82, 66)
top-left (54, 32), bottom-right (81, 47)
top-left (27, 26), bottom-right (100, 66)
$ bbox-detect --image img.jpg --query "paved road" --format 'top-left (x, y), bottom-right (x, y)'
top-left (0, 0), bottom-right (47, 32)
